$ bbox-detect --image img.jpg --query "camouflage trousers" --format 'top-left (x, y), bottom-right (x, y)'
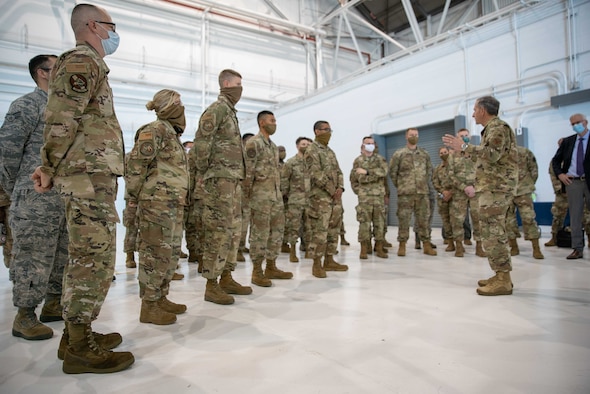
top-left (202, 178), bottom-right (240, 279)
top-left (307, 195), bottom-right (342, 258)
top-left (122, 206), bottom-right (138, 253)
top-left (239, 198), bottom-right (251, 250)
top-left (61, 175), bottom-right (119, 324)
top-left (437, 198), bottom-right (452, 240)
top-left (355, 202), bottom-right (385, 242)
top-left (478, 191), bottom-right (512, 272)
top-left (249, 198), bottom-right (284, 263)
top-left (1, 204), bottom-right (13, 268)
top-left (9, 190), bottom-right (68, 308)
top-left (549, 192), bottom-right (590, 235)
top-left (284, 202), bottom-right (308, 245)
top-left (506, 194), bottom-right (540, 240)
top-left (397, 194), bottom-right (431, 242)
top-left (185, 199), bottom-right (200, 254)
top-left (451, 192), bottom-right (480, 241)
top-left (137, 200), bottom-right (183, 301)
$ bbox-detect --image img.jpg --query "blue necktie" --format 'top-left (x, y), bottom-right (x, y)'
top-left (577, 137), bottom-right (584, 177)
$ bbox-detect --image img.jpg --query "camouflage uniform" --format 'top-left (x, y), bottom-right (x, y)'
top-left (0, 86), bottom-right (68, 308)
top-left (243, 133), bottom-right (284, 262)
top-left (40, 44), bottom-right (124, 324)
top-left (281, 153), bottom-right (310, 246)
top-left (548, 164), bottom-right (568, 235)
top-left (0, 184), bottom-right (12, 268)
top-left (432, 160), bottom-right (453, 241)
top-left (186, 150), bottom-right (203, 259)
top-left (388, 146), bottom-right (433, 242)
top-left (190, 95), bottom-right (245, 279)
top-left (506, 147), bottom-right (540, 240)
top-left (305, 140), bottom-right (344, 258)
top-left (125, 120), bottom-right (189, 301)
top-left (447, 151), bottom-right (481, 242)
top-left (122, 153), bottom-right (139, 255)
top-left (463, 117), bottom-right (518, 272)
top-left (350, 153), bottom-right (388, 242)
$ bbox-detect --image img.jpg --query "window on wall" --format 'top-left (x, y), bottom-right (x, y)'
top-left (383, 119), bottom-right (457, 229)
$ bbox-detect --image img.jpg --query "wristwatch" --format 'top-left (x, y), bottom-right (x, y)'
top-left (461, 143), bottom-right (468, 151)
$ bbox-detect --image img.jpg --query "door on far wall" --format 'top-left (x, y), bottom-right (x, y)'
top-left (383, 120), bottom-right (457, 233)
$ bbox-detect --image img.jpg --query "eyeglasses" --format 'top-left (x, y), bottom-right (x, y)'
top-left (95, 20), bottom-right (116, 32)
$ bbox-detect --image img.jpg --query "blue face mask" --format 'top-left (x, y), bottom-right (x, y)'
top-left (573, 122), bottom-right (585, 134)
top-left (462, 136), bottom-right (470, 143)
top-left (97, 25), bottom-right (120, 56)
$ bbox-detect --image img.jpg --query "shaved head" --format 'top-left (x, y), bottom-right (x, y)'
top-left (71, 4), bottom-right (108, 34)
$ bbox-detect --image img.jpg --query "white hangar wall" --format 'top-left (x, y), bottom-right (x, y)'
top-left (240, 0), bottom-right (590, 228)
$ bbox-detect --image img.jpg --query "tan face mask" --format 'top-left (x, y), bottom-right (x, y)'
top-left (407, 136), bottom-right (419, 145)
top-left (221, 86), bottom-right (243, 106)
top-left (263, 124), bottom-right (276, 135)
top-left (157, 104), bottom-right (186, 132)
top-left (315, 132), bottom-right (332, 146)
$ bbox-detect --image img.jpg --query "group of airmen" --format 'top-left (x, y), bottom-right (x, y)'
top-left (0, 2), bottom-right (587, 376)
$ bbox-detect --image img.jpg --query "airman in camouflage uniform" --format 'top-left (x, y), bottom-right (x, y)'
top-left (32, 4), bottom-right (134, 373)
top-left (278, 145), bottom-right (291, 253)
top-left (350, 136), bottom-right (389, 259)
top-left (0, 185), bottom-right (12, 269)
top-left (123, 153), bottom-right (139, 269)
top-left (190, 69), bottom-right (252, 305)
top-left (125, 89), bottom-right (189, 325)
top-left (389, 128), bottom-right (437, 256)
top-left (281, 137), bottom-right (312, 263)
top-left (447, 128), bottom-right (483, 258)
top-left (443, 96), bottom-right (518, 296)
top-left (243, 111), bottom-right (292, 286)
top-left (237, 133), bottom-right (254, 262)
top-left (432, 146), bottom-right (453, 247)
top-left (0, 54), bottom-right (69, 342)
top-left (305, 121), bottom-right (348, 278)
top-left (506, 146), bottom-right (544, 259)
top-left (186, 142), bottom-right (205, 269)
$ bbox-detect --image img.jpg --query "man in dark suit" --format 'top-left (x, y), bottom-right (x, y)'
top-left (551, 113), bottom-right (590, 259)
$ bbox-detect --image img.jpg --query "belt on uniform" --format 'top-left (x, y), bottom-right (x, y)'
top-left (572, 175), bottom-right (586, 180)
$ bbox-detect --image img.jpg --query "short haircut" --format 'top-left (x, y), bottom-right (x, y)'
top-left (257, 110), bottom-right (274, 126)
top-left (242, 133), bottom-right (254, 141)
top-left (28, 54), bottom-right (57, 83)
top-left (313, 120), bottom-right (328, 131)
top-left (406, 127), bottom-right (418, 135)
top-left (182, 141), bottom-right (193, 148)
top-left (476, 96), bottom-right (500, 116)
top-left (296, 136), bottom-right (312, 145)
top-left (456, 128), bottom-right (469, 135)
top-left (219, 69), bottom-right (242, 87)
top-left (71, 4), bottom-right (101, 33)
top-left (362, 136), bottom-right (374, 143)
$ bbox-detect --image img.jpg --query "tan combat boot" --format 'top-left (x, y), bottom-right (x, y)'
top-left (281, 242), bottom-right (290, 253)
top-left (324, 254), bottom-right (348, 271)
top-left (374, 241), bottom-right (388, 259)
top-left (384, 239), bottom-right (392, 248)
top-left (289, 243), bottom-right (299, 263)
top-left (445, 240), bottom-right (455, 252)
top-left (509, 238), bottom-right (520, 256)
top-left (158, 296), bottom-right (187, 314)
top-left (219, 269), bottom-right (253, 294)
top-left (62, 322), bottom-right (134, 374)
top-left (398, 241), bottom-right (406, 257)
top-left (312, 257), bottom-right (326, 278)
top-left (251, 262), bottom-right (272, 287)
top-left (265, 259), bottom-right (293, 279)
top-left (360, 241), bottom-right (369, 260)
top-left (236, 250), bottom-right (246, 262)
top-left (140, 299), bottom-right (177, 325)
top-left (454, 240), bottom-right (464, 257)
top-left (475, 241), bottom-right (486, 257)
top-left (40, 294), bottom-right (63, 323)
top-left (423, 241), bottom-right (437, 256)
top-left (464, 239), bottom-right (473, 246)
top-left (531, 238), bottom-right (544, 259)
top-left (125, 252), bottom-right (136, 268)
top-left (205, 278), bottom-right (236, 304)
top-left (544, 234), bottom-right (557, 247)
top-left (340, 235), bottom-right (350, 246)
top-left (58, 325), bottom-right (123, 360)
top-left (477, 271), bottom-right (513, 296)
top-left (367, 240), bottom-right (373, 255)
top-left (171, 272), bottom-right (184, 280)
top-left (12, 307), bottom-right (53, 340)
top-left (478, 273), bottom-right (514, 288)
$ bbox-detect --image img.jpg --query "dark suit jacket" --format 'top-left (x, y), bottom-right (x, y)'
top-left (551, 133), bottom-right (590, 192)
